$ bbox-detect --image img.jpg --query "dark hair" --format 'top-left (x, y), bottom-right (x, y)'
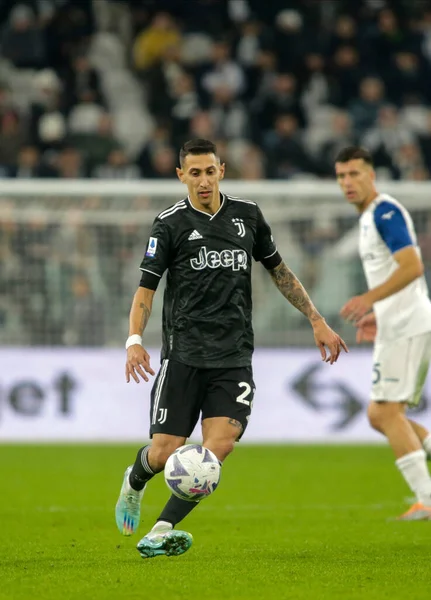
top-left (335, 146), bottom-right (374, 166)
top-left (179, 138), bottom-right (218, 166)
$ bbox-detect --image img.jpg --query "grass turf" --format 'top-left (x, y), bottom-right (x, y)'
top-left (1, 444), bottom-right (429, 600)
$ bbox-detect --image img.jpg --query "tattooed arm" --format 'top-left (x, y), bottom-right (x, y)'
top-left (269, 261), bottom-right (323, 324)
top-left (125, 287), bottom-right (156, 383)
top-left (129, 286), bottom-right (155, 337)
top-left (269, 261), bottom-right (348, 363)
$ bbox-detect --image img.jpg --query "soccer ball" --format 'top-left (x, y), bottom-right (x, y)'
top-left (164, 444), bottom-right (221, 502)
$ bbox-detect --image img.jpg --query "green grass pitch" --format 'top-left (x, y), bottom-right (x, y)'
top-left (1, 444), bottom-right (429, 600)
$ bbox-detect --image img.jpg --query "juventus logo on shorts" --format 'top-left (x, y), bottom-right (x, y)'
top-left (232, 218), bottom-right (246, 237)
top-left (157, 408), bottom-right (168, 424)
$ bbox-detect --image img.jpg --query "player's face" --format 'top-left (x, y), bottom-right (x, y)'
top-left (335, 159), bottom-right (377, 211)
top-left (177, 153), bottom-right (225, 213)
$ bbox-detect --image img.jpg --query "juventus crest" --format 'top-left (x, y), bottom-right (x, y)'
top-left (232, 218), bottom-right (246, 237)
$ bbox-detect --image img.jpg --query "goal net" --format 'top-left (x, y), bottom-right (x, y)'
top-left (1, 180), bottom-right (430, 348)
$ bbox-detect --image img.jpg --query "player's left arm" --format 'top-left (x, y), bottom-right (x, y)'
top-left (269, 261), bottom-right (348, 363)
top-left (341, 202), bottom-right (424, 322)
top-left (252, 205), bottom-right (348, 363)
top-left (268, 260), bottom-right (323, 324)
top-left (368, 246), bottom-right (424, 302)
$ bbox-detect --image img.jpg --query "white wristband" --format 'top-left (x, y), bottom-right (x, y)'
top-left (125, 334), bottom-right (143, 349)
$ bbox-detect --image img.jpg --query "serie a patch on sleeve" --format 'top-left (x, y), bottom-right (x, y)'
top-left (146, 237), bottom-right (158, 257)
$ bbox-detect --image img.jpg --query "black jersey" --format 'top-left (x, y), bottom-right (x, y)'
top-left (139, 194), bottom-right (279, 368)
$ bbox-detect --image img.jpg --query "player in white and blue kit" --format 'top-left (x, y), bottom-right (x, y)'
top-left (336, 146), bottom-right (431, 520)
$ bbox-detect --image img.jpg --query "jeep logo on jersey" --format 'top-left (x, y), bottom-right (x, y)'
top-left (190, 246), bottom-right (248, 271)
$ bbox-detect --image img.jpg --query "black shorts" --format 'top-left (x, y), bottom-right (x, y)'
top-left (149, 359), bottom-right (255, 440)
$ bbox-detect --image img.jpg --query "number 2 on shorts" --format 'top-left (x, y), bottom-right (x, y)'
top-left (236, 382), bottom-right (252, 405)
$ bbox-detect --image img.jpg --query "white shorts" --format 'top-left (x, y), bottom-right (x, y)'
top-left (371, 332), bottom-right (431, 406)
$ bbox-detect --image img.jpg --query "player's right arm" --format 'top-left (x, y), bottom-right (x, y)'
top-left (125, 217), bottom-right (172, 383)
top-left (125, 286), bottom-right (156, 383)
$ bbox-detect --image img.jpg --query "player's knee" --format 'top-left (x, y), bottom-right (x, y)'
top-left (367, 402), bottom-right (385, 432)
top-left (149, 444), bottom-right (181, 471)
top-left (367, 402), bottom-right (398, 432)
top-left (204, 438), bottom-right (235, 462)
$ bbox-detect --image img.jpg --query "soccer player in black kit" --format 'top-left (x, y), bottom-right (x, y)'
top-left (115, 139), bottom-right (348, 559)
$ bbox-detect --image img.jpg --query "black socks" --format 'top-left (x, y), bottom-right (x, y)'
top-left (129, 446), bottom-right (155, 491)
top-left (157, 494), bottom-right (199, 527)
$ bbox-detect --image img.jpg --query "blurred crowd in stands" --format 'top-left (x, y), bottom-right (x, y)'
top-left (0, 0), bottom-right (431, 181)
top-left (2, 0), bottom-right (431, 346)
